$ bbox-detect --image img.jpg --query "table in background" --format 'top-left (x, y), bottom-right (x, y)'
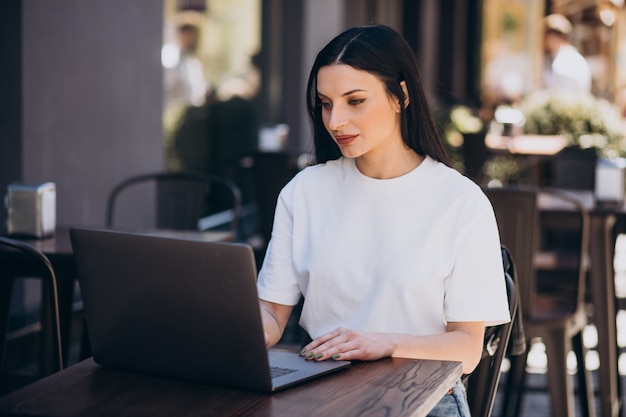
top-left (484, 134), bottom-right (569, 185)
top-left (0, 228), bottom-right (76, 366)
top-left (0, 356), bottom-right (462, 417)
top-left (485, 134), bottom-right (569, 156)
top-left (1, 226), bottom-right (234, 364)
top-left (539, 191), bottom-right (625, 417)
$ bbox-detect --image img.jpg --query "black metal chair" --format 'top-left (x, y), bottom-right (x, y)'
top-left (105, 171), bottom-right (242, 238)
top-left (484, 186), bottom-right (594, 417)
top-left (463, 246), bottom-right (520, 417)
top-left (0, 237), bottom-right (63, 394)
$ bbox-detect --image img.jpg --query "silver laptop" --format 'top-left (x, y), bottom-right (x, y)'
top-left (70, 227), bottom-right (350, 392)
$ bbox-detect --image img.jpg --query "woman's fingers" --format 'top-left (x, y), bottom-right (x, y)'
top-left (301, 327), bottom-right (349, 360)
top-left (302, 328), bottom-right (394, 361)
top-left (301, 328), bottom-right (386, 361)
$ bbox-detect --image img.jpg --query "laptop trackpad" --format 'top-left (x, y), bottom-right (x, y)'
top-left (268, 350), bottom-right (350, 390)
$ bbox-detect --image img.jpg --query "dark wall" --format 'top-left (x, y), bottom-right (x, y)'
top-left (3, 0), bottom-right (164, 228)
top-left (0, 2), bottom-right (23, 234)
top-left (280, 0), bottom-right (304, 151)
top-left (436, 0), bottom-right (483, 105)
top-left (403, 0), bottom-right (483, 107)
top-left (259, 0), bottom-right (304, 151)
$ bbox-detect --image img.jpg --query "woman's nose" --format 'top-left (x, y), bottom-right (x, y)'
top-left (327, 106), bottom-right (348, 130)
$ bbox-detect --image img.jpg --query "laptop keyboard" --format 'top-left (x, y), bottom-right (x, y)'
top-left (270, 366), bottom-right (297, 379)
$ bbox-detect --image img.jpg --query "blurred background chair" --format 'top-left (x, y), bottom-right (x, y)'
top-left (463, 246), bottom-right (520, 417)
top-left (248, 152), bottom-right (300, 249)
top-left (105, 171), bottom-right (242, 239)
top-left (0, 237), bottom-right (63, 394)
top-left (483, 186), bottom-right (594, 417)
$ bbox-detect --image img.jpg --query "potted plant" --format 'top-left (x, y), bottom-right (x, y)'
top-left (434, 104), bottom-right (486, 181)
top-left (519, 89), bottom-right (626, 157)
top-left (518, 89), bottom-right (626, 188)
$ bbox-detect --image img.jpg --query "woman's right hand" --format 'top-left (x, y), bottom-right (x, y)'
top-left (300, 327), bottom-right (394, 361)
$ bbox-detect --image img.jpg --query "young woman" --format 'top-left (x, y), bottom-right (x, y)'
top-left (257, 24), bottom-right (510, 416)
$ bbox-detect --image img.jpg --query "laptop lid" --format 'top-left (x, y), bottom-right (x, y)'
top-left (70, 227), bottom-right (349, 392)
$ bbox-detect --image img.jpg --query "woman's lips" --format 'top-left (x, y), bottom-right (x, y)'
top-left (335, 134), bottom-right (358, 146)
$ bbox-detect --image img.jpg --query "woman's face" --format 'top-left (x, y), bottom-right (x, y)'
top-left (317, 64), bottom-right (404, 161)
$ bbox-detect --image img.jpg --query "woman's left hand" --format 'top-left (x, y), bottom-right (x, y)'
top-left (300, 327), bottom-right (394, 361)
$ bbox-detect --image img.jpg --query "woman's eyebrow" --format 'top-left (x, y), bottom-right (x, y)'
top-left (342, 89), bottom-right (367, 96)
top-left (317, 89), bottom-right (367, 98)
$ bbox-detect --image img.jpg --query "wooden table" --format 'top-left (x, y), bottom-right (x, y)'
top-left (539, 191), bottom-right (625, 417)
top-left (1, 226), bottom-right (233, 363)
top-left (0, 357), bottom-right (463, 417)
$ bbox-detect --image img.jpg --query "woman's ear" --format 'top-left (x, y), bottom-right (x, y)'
top-left (400, 80), bottom-right (410, 108)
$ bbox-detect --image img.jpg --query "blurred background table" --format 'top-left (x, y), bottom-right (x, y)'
top-left (539, 191), bottom-right (625, 417)
top-left (485, 134), bottom-right (569, 156)
top-left (484, 134), bottom-right (570, 186)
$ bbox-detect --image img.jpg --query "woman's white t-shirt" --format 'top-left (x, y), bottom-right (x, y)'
top-left (257, 156), bottom-right (511, 339)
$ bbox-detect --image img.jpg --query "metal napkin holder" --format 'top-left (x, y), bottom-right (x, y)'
top-left (595, 158), bottom-right (626, 204)
top-left (5, 182), bottom-right (56, 238)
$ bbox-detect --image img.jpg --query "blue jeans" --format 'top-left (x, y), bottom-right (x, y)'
top-left (427, 380), bottom-right (471, 417)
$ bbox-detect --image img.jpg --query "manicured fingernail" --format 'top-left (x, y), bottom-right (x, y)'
top-left (314, 353), bottom-right (323, 360)
top-left (332, 354), bottom-right (341, 360)
top-left (300, 348), bottom-right (306, 356)
top-left (305, 352), bottom-right (314, 359)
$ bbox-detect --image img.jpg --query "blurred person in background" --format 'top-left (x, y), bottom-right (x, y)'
top-left (542, 13), bottom-right (592, 93)
top-left (164, 23), bottom-right (208, 108)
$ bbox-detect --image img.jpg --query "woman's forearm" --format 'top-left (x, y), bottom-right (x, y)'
top-left (388, 322), bottom-right (485, 374)
top-left (303, 321), bottom-right (485, 374)
top-left (259, 300), bottom-right (294, 348)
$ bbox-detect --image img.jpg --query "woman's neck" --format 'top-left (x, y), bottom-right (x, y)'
top-left (355, 147), bottom-right (424, 179)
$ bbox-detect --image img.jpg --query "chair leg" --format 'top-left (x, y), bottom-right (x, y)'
top-left (543, 330), bottom-right (576, 417)
top-left (0, 278), bottom-right (14, 369)
top-left (466, 357), bottom-right (492, 417)
top-left (501, 350), bottom-right (529, 417)
top-left (39, 280), bottom-right (53, 376)
top-left (573, 331), bottom-right (596, 417)
top-left (79, 318), bottom-right (91, 360)
top-left (615, 318), bottom-right (625, 417)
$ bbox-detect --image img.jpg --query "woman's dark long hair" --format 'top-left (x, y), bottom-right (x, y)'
top-left (306, 25), bottom-right (451, 166)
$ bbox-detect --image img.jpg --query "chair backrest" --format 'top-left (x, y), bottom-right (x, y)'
top-left (463, 246), bottom-right (518, 417)
top-left (105, 171), bottom-right (242, 236)
top-left (483, 186), bottom-right (589, 319)
top-left (482, 187), bottom-right (539, 316)
top-left (0, 237), bottom-right (63, 380)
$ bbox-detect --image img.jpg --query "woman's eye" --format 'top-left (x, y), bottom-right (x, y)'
top-left (320, 101), bottom-right (331, 109)
top-left (349, 98), bottom-right (365, 105)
